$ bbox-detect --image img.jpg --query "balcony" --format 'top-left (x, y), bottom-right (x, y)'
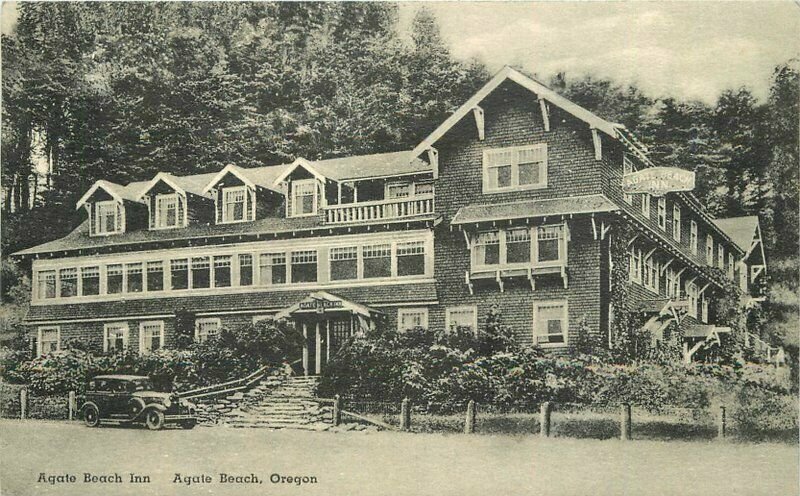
top-left (324, 195), bottom-right (435, 225)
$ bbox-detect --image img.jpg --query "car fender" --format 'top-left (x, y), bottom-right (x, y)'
top-left (81, 401), bottom-right (100, 413)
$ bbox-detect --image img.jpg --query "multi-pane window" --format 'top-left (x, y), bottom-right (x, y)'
top-left (146, 261), bottom-right (164, 291)
top-left (666, 267), bottom-right (680, 298)
top-left (533, 301), bottom-right (568, 345)
top-left (213, 256), bottom-right (232, 288)
top-left (446, 306), bottom-right (477, 332)
top-left (155, 194), bottom-right (180, 228)
top-left (195, 318), bottom-right (221, 343)
top-left (687, 282), bottom-right (699, 318)
top-left (363, 244), bottom-right (391, 279)
top-left (59, 268), bottom-right (78, 298)
top-left (292, 180), bottom-right (317, 217)
top-left (718, 245), bottom-right (725, 269)
top-left (81, 267), bottom-right (100, 296)
top-left (657, 198), bottom-right (666, 230)
top-left (386, 182), bottom-right (411, 199)
top-left (483, 144), bottom-right (547, 192)
top-left (641, 194), bottom-right (651, 218)
top-left (291, 250), bottom-right (317, 283)
top-left (414, 182), bottom-right (434, 196)
top-left (506, 229), bottom-right (532, 264)
top-left (37, 270), bottom-right (56, 299)
top-left (238, 254), bottom-right (253, 286)
top-left (126, 263), bottom-right (143, 293)
top-left (222, 186), bottom-right (247, 223)
top-left (701, 296), bottom-right (709, 323)
top-left (397, 241), bottom-right (426, 276)
top-left (95, 201), bottom-right (120, 234)
top-left (623, 156), bottom-right (634, 205)
top-left (38, 327), bottom-right (60, 355)
top-left (170, 259), bottom-right (189, 290)
top-left (260, 253), bottom-right (287, 285)
top-left (474, 231), bottom-right (501, 266)
top-left (398, 308), bottom-right (429, 331)
top-left (643, 256), bottom-right (659, 292)
top-left (139, 321), bottom-right (164, 354)
top-left (191, 257), bottom-right (211, 289)
top-left (706, 235), bottom-right (714, 265)
top-left (104, 323), bottom-right (128, 352)
top-left (690, 221), bottom-right (698, 255)
top-left (672, 204), bottom-right (681, 241)
top-left (537, 226), bottom-right (563, 262)
top-left (107, 264), bottom-right (123, 294)
top-left (629, 248), bottom-right (643, 283)
top-left (330, 247), bottom-right (358, 281)
top-left (727, 253), bottom-right (735, 279)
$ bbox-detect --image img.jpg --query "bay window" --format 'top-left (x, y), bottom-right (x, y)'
top-left (260, 253), bottom-right (287, 285)
top-left (330, 246), bottom-right (358, 281)
top-left (533, 301), bottom-right (568, 345)
top-left (472, 224), bottom-right (565, 270)
top-left (81, 267), bottom-right (100, 296)
top-left (291, 250), bottom-right (317, 283)
top-left (537, 226), bottom-right (563, 263)
top-left (474, 231), bottom-right (501, 266)
top-left (483, 144), bottom-right (547, 192)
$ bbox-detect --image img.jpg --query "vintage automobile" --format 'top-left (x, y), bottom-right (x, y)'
top-left (81, 375), bottom-right (197, 430)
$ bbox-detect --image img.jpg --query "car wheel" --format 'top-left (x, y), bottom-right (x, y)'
top-left (84, 405), bottom-right (101, 428)
top-left (181, 420), bottom-right (197, 430)
top-left (145, 410), bottom-right (165, 431)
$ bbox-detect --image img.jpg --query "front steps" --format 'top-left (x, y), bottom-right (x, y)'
top-left (222, 376), bottom-right (333, 431)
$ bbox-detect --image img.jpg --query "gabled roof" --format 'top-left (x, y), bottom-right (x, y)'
top-left (713, 216), bottom-right (760, 254)
top-left (273, 150), bottom-right (432, 185)
top-left (75, 180), bottom-right (143, 209)
top-left (450, 194), bottom-right (619, 225)
top-left (201, 164), bottom-right (259, 194)
top-left (137, 172), bottom-right (217, 198)
top-left (411, 66), bottom-right (622, 158)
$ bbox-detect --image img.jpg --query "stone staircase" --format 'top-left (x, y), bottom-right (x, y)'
top-left (221, 375), bottom-right (333, 431)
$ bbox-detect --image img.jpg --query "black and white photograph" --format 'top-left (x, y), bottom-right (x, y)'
top-left (0, 1), bottom-right (798, 495)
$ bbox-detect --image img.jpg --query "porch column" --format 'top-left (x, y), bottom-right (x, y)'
top-left (326, 319), bottom-right (331, 362)
top-left (302, 322), bottom-right (309, 376)
top-left (315, 322), bottom-right (322, 375)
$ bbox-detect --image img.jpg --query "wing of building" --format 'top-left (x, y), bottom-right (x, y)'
top-left (13, 66), bottom-right (769, 370)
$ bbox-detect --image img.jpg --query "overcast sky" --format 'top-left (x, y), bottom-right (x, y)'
top-left (397, 1), bottom-right (799, 103)
top-left (2, 1), bottom-right (798, 103)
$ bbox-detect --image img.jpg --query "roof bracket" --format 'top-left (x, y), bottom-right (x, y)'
top-left (601, 221), bottom-right (611, 240)
top-left (644, 247), bottom-right (657, 261)
top-left (538, 98), bottom-right (550, 132)
top-left (661, 257), bottom-right (675, 275)
top-left (472, 106), bottom-right (485, 141)
top-left (427, 147), bottom-right (439, 179)
top-left (591, 214), bottom-right (598, 241)
top-left (465, 271), bottom-right (474, 295)
top-left (561, 266), bottom-right (569, 289)
top-left (528, 269), bottom-right (536, 291)
top-left (591, 128), bottom-right (602, 160)
top-left (496, 270), bottom-right (504, 293)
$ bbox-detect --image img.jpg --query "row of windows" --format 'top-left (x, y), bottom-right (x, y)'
top-left (629, 250), bottom-right (710, 322)
top-left (36, 321), bottom-right (165, 356)
top-left (472, 224), bottom-right (566, 269)
top-left (34, 241), bottom-right (429, 300)
top-left (444, 301), bottom-right (568, 345)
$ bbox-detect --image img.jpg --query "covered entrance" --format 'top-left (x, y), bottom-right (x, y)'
top-left (275, 291), bottom-right (381, 376)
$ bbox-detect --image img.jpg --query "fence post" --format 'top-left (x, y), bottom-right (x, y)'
top-left (68, 391), bottom-right (76, 421)
top-left (400, 397), bottom-right (411, 432)
top-left (717, 406), bottom-right (726, 440)
top-left (332, 395), bottom-right (341, 427)
top-left (20, 388), bottom-right (27, 420)
top-left (539, 402), bottom-right (552, 438)
top-left (620, 404), bottom-right (632, 441)
top-left (464, 400), bottom-right (476, 434)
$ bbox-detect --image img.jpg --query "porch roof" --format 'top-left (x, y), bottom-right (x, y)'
top-left (450, 194), bottom-right (619, 225)
top-left (273, 291), bottom-right (382, 320)
top-left (683, 324), bottom-right (731, 339)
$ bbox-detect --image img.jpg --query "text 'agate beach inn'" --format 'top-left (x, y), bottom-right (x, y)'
top-left (14, 67), bottom-right (767, 374)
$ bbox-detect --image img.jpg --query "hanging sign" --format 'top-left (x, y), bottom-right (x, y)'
top-left (622, 167), bottom-right (695, 196)
top-left (299, 299), bottom-right (343, 312)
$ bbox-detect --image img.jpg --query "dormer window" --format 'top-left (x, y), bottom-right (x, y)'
top-left (155, 193), bottom-right (182, 229)
top-left (292, 179), bottom-right (317, 217)
top-left (222, 186), bottom-right (248, 223)
top-left (95, 201), bottom-right (121, 235)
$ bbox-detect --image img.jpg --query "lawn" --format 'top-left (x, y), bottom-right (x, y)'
top-left (1, 419), bottom-right (797, 496)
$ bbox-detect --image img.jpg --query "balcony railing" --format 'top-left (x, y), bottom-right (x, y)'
top-left (324, 195), bottom-right (435, 225)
